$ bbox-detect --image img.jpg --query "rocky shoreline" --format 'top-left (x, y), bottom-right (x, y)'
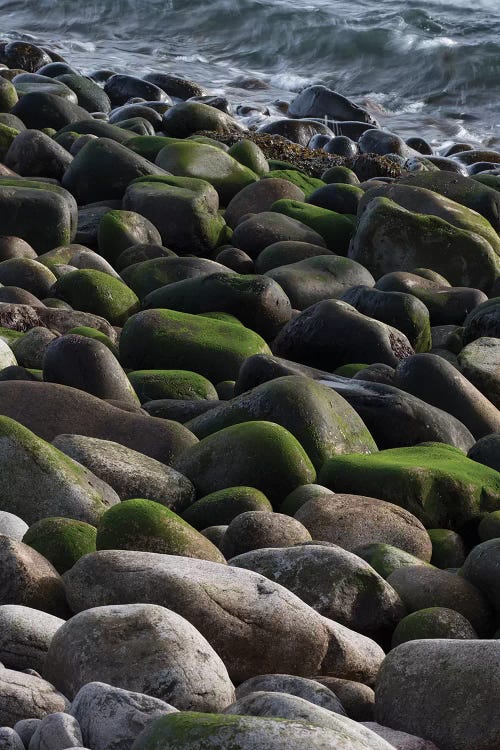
top-left (0, 38), bottom-right (497, 750)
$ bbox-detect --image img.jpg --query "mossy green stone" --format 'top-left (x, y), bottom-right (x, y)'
top-left (268, 160), bottom-right (298, 170)
top-left (128, 369), bottom-right (218, 403)
top-left (265, 170), bottom-right (325, 196)
top-left (97, 209), bottom-right (161, 264)
top-left (0, 327), bottom-right (23, 346)
top-left (173, 420), bottom-right (316, 507)
top-left (478, 511), bottom-right (500, 542)
top-left (334, 363), bottom-right (368, 377)
top-left (53, 269), bottom-right (139, 326)
top-left (0, 78), bottom-right (18, 112)
top-left (96, 498), bottom-right (225, 563)
top-left (0, 123), bottom-right (19, 159)
top-left (36, 245), bottom-right (73, 270)
top-left (198, 311), bottom-right (244, 325)
top-left (391, 607), bottom-right (477, 647)
top-left (119, 308), bottom-right (271, 383)
top-left (272, 198), bottom-right (356, 252)
top-left (355, 542), bottom-right (431, 579)
top-left (23, 516), bottom-right (97, 574)
top-left (319, 443), bottom-right (500, 529)
top-left (280, 483), bottom-right (334, 516)
top-left (321, 166), bottom-right (360, 185)
top-left (181, 486), bottom-right (272, 529)
top-left (188, 135), bottom-right (229, 150)
top-left (427, 528), bottom-right (465, 568)
top-left (228, 139), bottom-right (269, 176)
top-left (155, 141), bottom-right (258, 205)
top-left (67, 326), bottom-right (119, 357)
top-left (127, 135), bottom-right (181, 161)
top-left (56, 118), bottom-right (136, 144)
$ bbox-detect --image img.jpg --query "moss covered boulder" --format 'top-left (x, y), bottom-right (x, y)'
top-left (96, 498), bottom-right (225, 563)
top-left (128, 369), bottom-right (218, 403)
top-left (350, 197), bottom-right (499, 290)
top-left (61, 137), bottom-right (166, 204)
top-left (52, 269), bottom-right (139, 326)
top-left (182, 487), bottom-right (272, 530)
top-left (265, 169), bottom-right (326, 196)
top-left (142, 272), bottom-right (292, 340)
top-left (459, 337), bottom-right (500, 408)
top-left (428, 528), bottom-right (466, 568)
top-left (131, 711), bottom-right (393, 750)
top-left (119, 309), bottom-right (270, 383)
top-left (121, 256), bottom-right (231, 300)
top-left (391, 607), bottom-right (477, 648)
top-left (272, 198), bottom-right (356, 253)
top-left (123, 175), bottom-right (228, 256)
top-left (155, 141), bottom-right (258, 205)
top-left (319, 443), bottom-right (500, 529)
top-left (0, 415), bottom-right (119, 525)
top-left (174, 420), bottom-right (316, 506)
top-left (97, 209), bottom-right (162, 265)
top-left (354, 543), bottom-right (432, 579)
top-left (228, 139), bottom-right (269, 175)
top-left (67, 326), bottom-right (119, 357)
top-left (23, 517), bottom-right (97, 574)
top-left (161, 100), bottom-right (244, 138)
top-left (186, 375), bottom-right (376, 471)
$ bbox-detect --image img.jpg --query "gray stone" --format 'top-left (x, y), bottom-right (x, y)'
top-left (12, 720), bottom-right (40, 748)
top-left (313, 677), bottom-right (374, 721)
top-left (0, 537), bottom-right (68, 617)
top-left (63, 551), bottom-right (384, 685)
top-left (0, 341), bottom-right (16, 371)
top-left (375, 639), bottom-right (500, 750)
top-left (52, 435), bottom-right (195, 514)
top-left (220, 512), bottom-right (312, 558)
top-left (0, 605), bottom-right (64, 673)
top-left (362, 722), bottom-right (440, 749)
top-left (230, 544), bottom-right (405, 639)
top-left (11, 328), bottom-right (57, 370)
top-left (43, 603), bottom-right (235, 711)
top-left (71, 682), bottom-right (177, 750)
top-left (0, 513), bottom-right (28, 542)
top-left (294, 494), bottom-right (432, 560)
top-left (28, 713), bottom-right (82, 750)
top-left (235, 675), bottom-right (345, 714)
top-left (0, 728), bottom-right (24, 750)
top-left (0, 668), bottom-right (69, 727)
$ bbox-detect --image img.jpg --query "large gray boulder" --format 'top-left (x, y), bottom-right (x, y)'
top-left (63, 551), bottom-right (384, 684)
top-left (43, 603), bottom-right (235, 711)
top-left (0, 536), bottom-right (68, 617)
top-left (0, 668), bottom-right (69, 727)
top-left (235, 674), bottom-right (345, 714)
top-left (294, 494), bottom-right (432, 560)
top-left (230, 544), bottom-right (405, 639)
top-left (71, 682), bottom-right (177, 750)
top-left (0, 605), bottom-right (64, 673)
top-left (0, 513), bottom-right (28, 542)
top-left (52, 435), bottom-right (195, 513)
top-left (131, 711), bottom-right (393, 750)
top-left (28, 713), bottom-right (82, 750)
top-left (0, 728), bottom-right (23, 750)
top-left (375, 639), bottom-right (500, 750)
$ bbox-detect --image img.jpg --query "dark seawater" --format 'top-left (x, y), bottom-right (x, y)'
top-left (1, 0), bottom-right (500, 146)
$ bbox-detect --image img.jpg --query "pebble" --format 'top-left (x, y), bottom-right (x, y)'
top-left (0, 37), bottom-right (494, 750)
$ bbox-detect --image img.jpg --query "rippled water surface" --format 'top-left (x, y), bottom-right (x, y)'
top-left (2, 0), bottom-right (500, 145)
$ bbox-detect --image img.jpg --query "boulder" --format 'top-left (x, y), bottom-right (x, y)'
top-left (391, 607), bottom-right (477, 647)
top-left (63, 551), bottom-right (384, 684)
top-left (28, 713), bottom-right (82, 750)
top-left (43, 603), bottom-right (235, 710)
top-left (71, 682), bottom-right (177, 750)
top-left (0, 605), bottom-right (63, 673)
top-left (22, 517), bottom-right (97, 574)
top-left (0, 668), bottom-right (69, 727)
top-left (220, 512), bottom-right (311, 557)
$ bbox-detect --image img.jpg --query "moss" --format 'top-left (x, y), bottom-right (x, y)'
top-left (0, 78), bottom-right (18, 112)
top-left (321, 166), bottom-right (360, 185)
top-left (119, 308), bottom-right (271, 383)
top-left (0, 123), bottom-right (19, 159)
top-left (356, 542), bottom-right (431, 579)
top-left (428, 528), bottom-right (465, 568)
top-left (23, 517), bottom-right (97, 574)
top-left (198, 311), bottom-right (244, 326)
top-left (128, 369), bottom-right (218, 403)
top-left (0, 327), bottom-right (24, 346)
top-left (319, 443), bottom-right (500, 529)
top-left (52, 269), bottom-right (140, 326)
top-left (182, 486), bottom-right (272, 529)
top-left (67, 326), bottom-right (119, 357)
top-left (391, 607), bottom-right (477, 647)
top-left (96, 498), bottom-right (225, 562)
top-left (264, 169), bottom-right (325, 196)
top-left (271, 198), bottom-right (356, 253)
top-left (155, 141), bottom-right (258, 206)
top-left (135, 712), bottom-right (245, 749)
top-left (334, 363), bottom-right (368, 377)
top-left (228, 139), bottom-right (269, 176)
top-left (174, 420), bottom-right (316, 507)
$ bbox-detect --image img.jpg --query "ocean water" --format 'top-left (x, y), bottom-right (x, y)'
top-left (2, 0), bottom-right (500, 146)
